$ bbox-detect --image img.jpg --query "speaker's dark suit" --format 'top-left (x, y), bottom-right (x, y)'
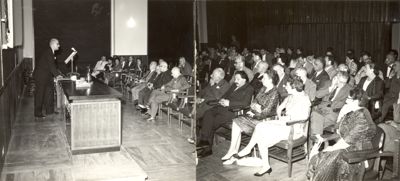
top-left (33, 48), bottom-right (61, 116)
top-left (199, 83), bottom-right (254, 146)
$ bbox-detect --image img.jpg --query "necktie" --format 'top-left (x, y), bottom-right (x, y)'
top-left (329, 87), bottom-right (337, 100)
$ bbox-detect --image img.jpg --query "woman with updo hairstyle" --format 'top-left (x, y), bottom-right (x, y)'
top-left (230, 76), bottom-right (311, 176)
top-left (308, 88), bottom-right (377, 181)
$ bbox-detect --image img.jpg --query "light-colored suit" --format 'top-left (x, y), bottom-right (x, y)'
top-left (310, 84), bottom-right (352, 135)
top-left (325, 66), bottom-right (338, 80)
top-left (305, 79), bottom-right (317, 102)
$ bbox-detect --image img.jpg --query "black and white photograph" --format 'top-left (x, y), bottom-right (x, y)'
top-left (0, 0), bottom-right (400, 181)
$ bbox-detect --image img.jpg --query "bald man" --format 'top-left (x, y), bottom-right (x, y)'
top-left (146, 67), bottom-right (191, 121)
top-left (33, 38), bottom-right (63, 118)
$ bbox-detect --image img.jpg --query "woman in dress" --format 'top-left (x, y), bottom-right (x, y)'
top-left (221, 69), bottom-right (280, 163)
top-left (235, 76), bottom-right (311, 176)
top-left (307, 88), bottom-right (377, 181)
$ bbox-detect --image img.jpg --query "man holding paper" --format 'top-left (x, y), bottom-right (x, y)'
top-left (33, 38), bottom-right (63, 118)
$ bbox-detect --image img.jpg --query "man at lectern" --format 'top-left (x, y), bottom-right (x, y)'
top-left (33, 38), bottom-right (63, 118)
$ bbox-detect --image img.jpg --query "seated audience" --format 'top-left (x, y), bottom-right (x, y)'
top-left (197, 71), bottom-right (254, 158)
top-left (311, 57), bottom-right (330, 91)
top-left (272, 64), bottom-right (289, 101)
top-left (137, 60), bottom-right (172, 109)
top-left (378, 60), bottom-right (400, 123)
top-left (221, 70), bottom-right (280, 163)
top-left (250, 61), bottom-right (269, 95)
top-left (324, 55), bottom-right (338, 79)
top-left (145, 67), bottom-right (190, 121)
top-left (130, 61), bottom-right (158, 104)
top-left (295, 67), bottom-right (317, 101)
top-left (356, 62), bottom-right (384, 119)
top-left (178, 57), bottom-right (193, 77)
top-left (310, 71), bottom-right (352, 135)
top-left (234, 76), bottom-right (311, 176)
top-left (196, 68), bottom-right (230, 120)
top-left (308, 88), bottom-right (377, 181)
top-left (383, 50), bottom-right (398, 80)
top-left (91, 56), bottom-right (108, 79)
top-left (251, 51), bottom-right (263, 73)
top-left (229, 56), bottom-right (254, 84)
top-left (345, 49), bottom-right (358, 76)
top-left (337, 64), bottom-right (355, 87)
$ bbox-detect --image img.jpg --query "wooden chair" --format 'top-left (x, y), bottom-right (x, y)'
top-left (268, 119), bottom-right (309, 177)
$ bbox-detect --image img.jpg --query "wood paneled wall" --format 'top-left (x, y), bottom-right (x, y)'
top-left (0, 49), bottom-right (27, 173)
top-left (206, 1), bottom-right (400, 66)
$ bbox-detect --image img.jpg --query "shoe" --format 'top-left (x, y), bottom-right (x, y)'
top-left (222, 157), bottom-right (237, 165)
top-left (254, 168), bottom-right (272, 177)
top-left (221, 152), bottom-right (237, 161)
top-left (236, 148), bottom-right (252, 158)
top-left (35, 115), bottom-right (46, 119)
top-left (187, 137), bottom-right (195, 144)
top-left (146, 117), bottom-right (155, 121)
top-left (197, 148), bottom-right (212, 158)
top-left (232, 153), bottom-right (245, 159)
top-left (196, 140), bottom-right (210, 149)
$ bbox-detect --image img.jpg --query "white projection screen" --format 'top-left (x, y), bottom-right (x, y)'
top-left (111, 0), bottom-right (148, 55)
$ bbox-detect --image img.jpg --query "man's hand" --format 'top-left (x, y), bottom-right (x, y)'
top-left (196, 98), bottom-right (205, 104)
top-left (160, 85), bottom-right (165, 90)
top-left (56, 75), bottom-right (63, 79)
top-left (250, 103), bottom-right (262, 113)
top-left (219, 99), bottom-right (230, 107)
top-left (246, 111), bottom-right (255, 117)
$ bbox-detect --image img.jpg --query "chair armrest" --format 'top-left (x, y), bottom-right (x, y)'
top-left (286, 119), bottom-right (308, 126)
top-left (342, 149), bottom-right (388, 164)
top-left (177, 95), bottom-right (194, 99)
top-left (229, 105), bottom-right (250, 112)
top-left (206, 100), bottom-right (219, 106)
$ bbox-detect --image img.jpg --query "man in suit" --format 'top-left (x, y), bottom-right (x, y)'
top-left (383, 50), bottom-right (398, 80)
top-left (196, 68), bottom-right (230, 120)
top-left (378, 61), bottom-right (400, 123)
top-left (272, 64), bottom-right (289, 101)
top-left (137, 61), bottom-right (172, 109)
top-left (311, 57), bottom-right (331, 91)
top-left (178, 57), bottom-right (192, 77)
top-left (229, 56), bottom-right (254, 84)
top-left (130, 61), bottom-right (158, 104)
top-left (356, 62), bottom-right (384, 119)
top-left (146, 67), bottom-right (190, 121)
top-left (126, 56), bottom-right (135, 72)
top-left (324, 55), bottom-right (338, 79)
top-left (33, 38), bottom-right (63, 118)
top-left (295, 67), bottom-right (317, 102)
top-left (310, 71), bottom-right (352, 135)
top-left (251, 51), bottom-right (263, 73)
top-left (197, 71), bottom-right (254, 158)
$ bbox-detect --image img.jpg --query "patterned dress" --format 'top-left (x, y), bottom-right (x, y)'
top-left (307, 108), bottom-right (377, 181)
top-left (233, 86), bottom-right (279, 134)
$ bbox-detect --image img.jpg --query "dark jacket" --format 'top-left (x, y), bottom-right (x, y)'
top-left (33, 48), bottom-right (61, 82)
top-left (311, 70), bottom-right (331, 91)
top-left (250, 73), bottom-right (264, 95)
top-left (153, 70), bottom-right (173, 89)
top-left (222, 83), bottom-right (254, 109)
top-left (357, 76), bottom-right (384, 105)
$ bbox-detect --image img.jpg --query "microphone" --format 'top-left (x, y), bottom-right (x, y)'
top-left (71, 47), bottom-right (77, 52)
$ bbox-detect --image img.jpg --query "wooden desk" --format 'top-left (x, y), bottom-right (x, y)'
top-left (57, 79), bottom-right (122, 154)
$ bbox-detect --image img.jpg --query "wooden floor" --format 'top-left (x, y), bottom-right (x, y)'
top-left (0, 91), bottom-right (195, 181)
top-left (197, 137), bottom-right (309, 181)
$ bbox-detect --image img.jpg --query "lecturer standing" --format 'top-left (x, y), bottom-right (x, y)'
top-left (33, 38), bottom-right (63, 118)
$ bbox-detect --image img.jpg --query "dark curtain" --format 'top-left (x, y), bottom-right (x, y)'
top-left (206, 0), bottom-right (399, 68)
top-left (33, 0), bottom-right (110, 73)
